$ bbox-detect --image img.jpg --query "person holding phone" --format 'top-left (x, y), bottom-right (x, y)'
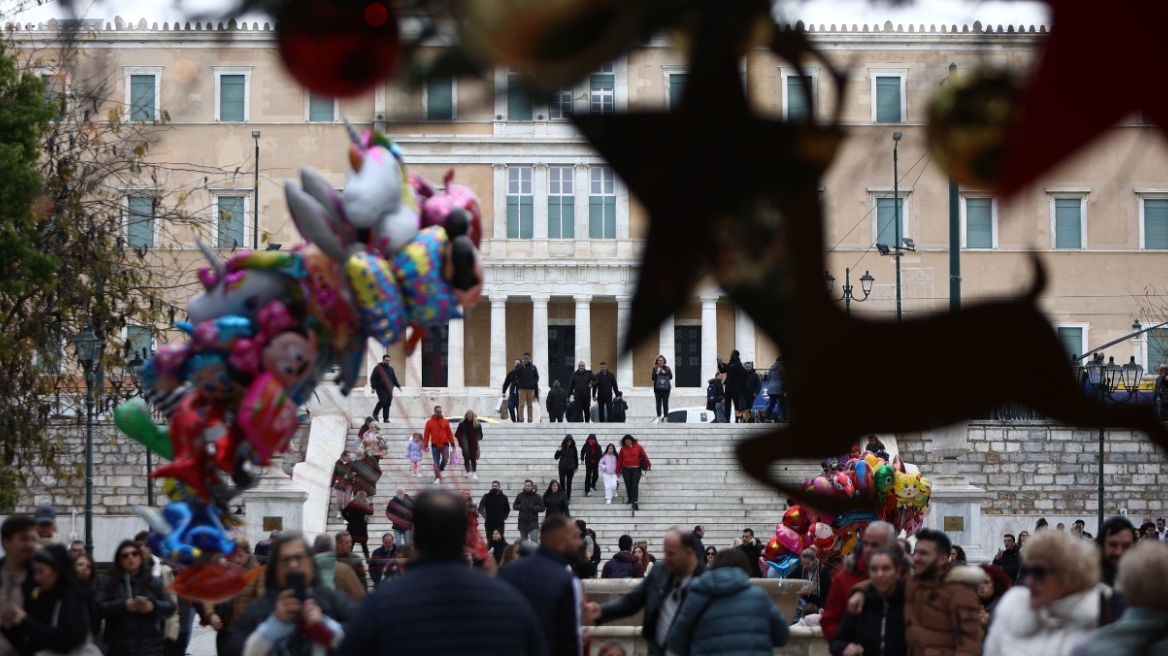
top-left (97, 540), bottom-right (175, 656)
top-left (231, 533), bottom-right (358, 656)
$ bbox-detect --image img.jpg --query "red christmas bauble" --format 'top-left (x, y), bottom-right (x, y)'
top-left (276, 0), bottom-right (402, 98)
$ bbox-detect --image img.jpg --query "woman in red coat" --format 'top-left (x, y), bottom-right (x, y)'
top-left (615, 434), bottom-right (651, 510)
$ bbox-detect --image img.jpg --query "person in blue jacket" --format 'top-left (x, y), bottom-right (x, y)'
top-left (666, 548), bottom-right (789, 656)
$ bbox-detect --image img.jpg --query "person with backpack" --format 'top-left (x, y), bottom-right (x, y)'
top-left (601, 535), bottom-right (645, 579)
top-left (651, 355), bottom-right (673, 419)
top-left (580, 434), bottom-right (602, 497)
top-left (706, 376), bottom-right (725, 414)
top-left (610, 392), bottom-right (628, 423)
top-left (546, 380), bottom-right (568, 423)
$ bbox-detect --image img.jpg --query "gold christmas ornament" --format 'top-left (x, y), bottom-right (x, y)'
top-left (927, 67), bottom-right (1024, 189)
top-left (458, 0), bottom-right (643, 92)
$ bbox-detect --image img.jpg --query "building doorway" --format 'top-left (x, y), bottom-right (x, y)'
top-left (548, 325), bottom-right (576, 389)
top-left (422, 324), bottom-right (448, 387)
top-left (675, 325), bottom-right (702, 387)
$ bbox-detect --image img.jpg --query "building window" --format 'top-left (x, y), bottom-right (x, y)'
top-left (216, 195), bottom-right (247, 249)
top-left (38, 68), bottom-right (69, 118)
top-left (214, 66), bottom-right (251, 122)
top-left (874, 196), bottom-right (907, 247)
top-left (667, 73), bottom-right (688, 110)
top-left (126, 325), bottom-right (153, 361)
top-left (549, 87), bottom-right (573, 119)
top-left (307, 92), bottom-right (335, 122)
top-left (589, 166), bottom-right (616, 239)
top-left (785, 75), bottom-right (813, 122)
top-left (1148, 327), bottom-right (1168, 372)
top-left (1052, 196), bottom-right (1085, 249)
top-left (507, 74), bottom-right (532, 121)
top-left (506, 167), bottom-right (533, 239)
top-left (426, 76), bottom-right (454, 121)
top-left (1141, 197), bottom-right (1168, 249)
top-left (590, 63), bottom-right (614, 115)
top-left (127, 196), bottom-right (155, 248)
top-left (548, 167), bottom-right (575, 239)
top-left (421, 323), bottom-right (448, 387)
top-left (870, 69), bottom-right (906, 124)
top-left (124, 67), bottom-right (161, 122)
top-left (1055, 325), bottom-right (1087, 362)
top-left (962, 197), bottom-right (996, 249)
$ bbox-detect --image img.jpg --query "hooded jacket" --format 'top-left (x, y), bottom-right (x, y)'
top-left (601, 551), bottom-right (646, 579)
top-left (555, 439), bottom-right (579, 470)
top-left (984, 584), bottom-right (1103, 656)
top-left (580, 438), bottom-right (602, 467)
top-left (543, 489), bottom-right (570, 517)
top-left (830, 583), bottom-right (907, 656)
top-left (666, 567), bottom-right (789, 656)
top-left (766, 361), bottom-right (785, 395)
top-left (904, 563), bottom-right (985, 656)
top-left (615, 438), bottom-right (650, 473)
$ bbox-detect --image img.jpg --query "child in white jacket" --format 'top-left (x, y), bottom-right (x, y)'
top-left (599, 443), bottom-right (619, 505)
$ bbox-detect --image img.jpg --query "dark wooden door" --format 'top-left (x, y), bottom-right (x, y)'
top-left (675, 325), bottom-right (702, 387)
top-left (548, 325), bottom-right (576, 389)
top-left (422, 324), bottom-right (448, 387)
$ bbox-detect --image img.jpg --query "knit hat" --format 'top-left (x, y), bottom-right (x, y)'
top-left (34, 503), bottom-right (56, 525)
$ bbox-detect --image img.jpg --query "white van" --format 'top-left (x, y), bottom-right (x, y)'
top-left (649, 407), bottom-right (714, 424)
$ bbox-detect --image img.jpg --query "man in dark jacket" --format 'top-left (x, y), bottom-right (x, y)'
top-left (368, 533), bottom-right (398, 585)
top-left (738, 528), bottom-right (765, 577)
top-left (498, 515), bottom-right (587, 656)
top-left (502, 359), bottom-right (521, 422)
top-left (601, 535), bottom-right (645, 579)
top-left (991, 533), bottom-right (1022, 583)
top-left (385, 488), bottom-right (414, 547)
top-left (741, 361), bottom-right (761, 421)
top-left (586, 529), bottom-right (701, 656)
top-left (478, 481), bottom-right (511, 539)
top-left (513, 479), bottom-right (546, 543)
top-left (568, 362), bottom-right (595, 423)
top-left (0, 515), bottom-right (39, 655)
top-left (592, 362), bottom-right (620, 422)
top-left (339, 490), bottom-right (550, 656)
top-left (718, 350), bottom-right (746, 422)
top-left (232, 534), bottom-right (358, 655)
top-left (610, 393), bottom-right (628, 422)
top-left (545, 381), bottom-right (568, 423)
top-left (516, 353), bottom-right (540, 423)
top-left (765, 355), bottom-right (786, 421)
top-left (369, 354), bottom-right (402, 423)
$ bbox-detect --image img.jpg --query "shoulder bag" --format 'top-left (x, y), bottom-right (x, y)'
top-left (35, 599), bottom-right (104, 656)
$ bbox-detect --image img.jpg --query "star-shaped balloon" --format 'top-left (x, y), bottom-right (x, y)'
top-left (571, 1), bottom-right (839, 352)
top-left (1000, 0), bottom-right (1168, 196)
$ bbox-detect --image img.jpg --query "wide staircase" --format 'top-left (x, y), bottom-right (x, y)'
top-left (325, 423), bottom-right (859, 554)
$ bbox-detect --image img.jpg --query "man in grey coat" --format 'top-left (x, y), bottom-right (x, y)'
top-left (765, 355), bottom-right (786, 422)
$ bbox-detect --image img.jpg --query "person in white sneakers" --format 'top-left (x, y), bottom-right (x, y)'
top-left (599, 443), bottom-right (619, 505)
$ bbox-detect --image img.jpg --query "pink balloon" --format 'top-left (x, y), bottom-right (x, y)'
top-left (775, 525), bottom-right (804, 553)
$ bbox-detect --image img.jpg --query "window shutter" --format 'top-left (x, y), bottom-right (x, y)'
top-left (127, 196), bottom-right (155, 248)
top-left (548, 199), bottom-right (561, 239)
top-left (604, 196), bottom-right (616, 238)
top-left (1054, 198), bottom-right (1082, 249)
top-left (966, 198), bottom-right (993, 248)
top-left (130, 75), bottom-right (155, 121)
top-left (876, 197), bottom-right (903, 244)
top-left (589, 196), bottom-right (603, 238)
top-left (561, 196), bottom-right (574, 238)
top-left (507, 75), bottom-right (532, 120)
top-left (218, 196), bottom-right (246, 248)
top-left (427, 76), bottom-right (454, 120)
top-left (1145, 199), bottom-right (1168, 248)
top-left (668, 73), bottom-right (687, 109)
top-left (507, 196), bottom-right (520, 238)
top-left (1056, 327), bottom-right (1083, 361)
top-left (520, 196), bottom-right (533, 238)
top-left (308, 92), bottom-right (335, 121)
top-left (875, 77), bottom-right (901, 123)
top-left (786, 76), bottom-right (809, 122)
top-left (591, 74), bottom-right (614, 90)
top-left (220, 75), bottom-right (245, 121)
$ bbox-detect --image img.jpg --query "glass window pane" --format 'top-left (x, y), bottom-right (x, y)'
top-left (126, 325), bottom-right (152, 361)
top-left (127, 196), bottom-right (155, 248)
top-left (1056, 327), bottom-right (1083, 361)
top-left (669, 73), bottom-right (687, 109)
top-left (966, 198), bottom-right (993, 248)
top-left (220, 75), bottom-right (245, 121)
top-left (1054, 198), bottom-right (1082, 249)
top-left (218, 196), bottom-right (245, 248)
top-left (507, 75), bottom-right (532, 120)
top-left (787, 76), bottom-right (810, 122)
top-left (550, 88), bottom-right (573, 119)
top-left (876, 197), bottom-right (905, 245)
top-left (1149, 328), bottom-right (1168, 372)
top-left (1145, 199), bottom-right (1168, 249)
top-left (130, 75), bottom-right (155, 122)
top-left (427, 76), bottom-right (453, 120)
top-left (308, 92), bottom-right (335, 121)
top-left (875, 76), bottom-right (901, 123)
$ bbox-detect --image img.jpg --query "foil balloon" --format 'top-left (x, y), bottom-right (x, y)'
top-left (764, 536), bottom-right (785, 561)
top-left (782, 505), bottom-right (808, 534)
top-left (811, 522), bottom-right (836, 551)
top-left (114, 399), bottom-right (174, 460)
top-left (172, 562), bottom-right (263, 604)
top-left (774, 524), bottom-right (804, 554)
top-left (275, 0), bottom-right (402, 98)
top-left (763, 553), bottom-right (799, 579)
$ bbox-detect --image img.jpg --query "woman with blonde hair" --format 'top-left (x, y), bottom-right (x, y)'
top-left (984, 530), bottom-right (1104, 656)
top-left (454, 409), bottom-right (483, 480)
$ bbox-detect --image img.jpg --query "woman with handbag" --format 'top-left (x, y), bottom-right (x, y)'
top-left (651, 355), bottom-right (673, 419)
top-left (0, 544), bottom-right (101, 656)
top-left (615, 435), bottom-right (651, 511)
top-left (97, 540), bottom-right (175, 656)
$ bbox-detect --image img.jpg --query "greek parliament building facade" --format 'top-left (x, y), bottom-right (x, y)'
top-left (10, 17), bottom-right (1168, 420)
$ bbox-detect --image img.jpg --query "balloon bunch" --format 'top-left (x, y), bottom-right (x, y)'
top-left (115, 126), bottom-right (483, 601)
top-left (761, 450), bottom-right (931, 577)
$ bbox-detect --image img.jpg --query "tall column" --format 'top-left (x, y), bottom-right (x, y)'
top-left (734, 305), bottom-right (756, 361)
top-left (616, 296), bottom-right (633, 390)
top-left (575, 296), bottom-right (592, 367)
top-left (447, 312), bottom-right (465, 388)
top-left (531, 294), bottom-right (550, 392)
top-left (405, 334), bottom-right (423, 388)
top-left (489, 297), bottom-right (507, 390)
top-left (701, 294), bottom-right (719, 382)
top-left (659, 314), bottom-right (675, 368)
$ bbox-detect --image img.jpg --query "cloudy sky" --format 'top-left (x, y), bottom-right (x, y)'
top-left (5, 0), bottom-right (1050, 30)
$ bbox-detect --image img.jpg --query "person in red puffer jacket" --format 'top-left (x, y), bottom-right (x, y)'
top-left (614, 435), bottom-right (651, 510)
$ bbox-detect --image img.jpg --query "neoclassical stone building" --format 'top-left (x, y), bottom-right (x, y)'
top-left (9, 17), bottom-right (1168, 420)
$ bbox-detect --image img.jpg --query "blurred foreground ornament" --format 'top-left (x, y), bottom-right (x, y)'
top-left (276, 0), bottom-right (402, 97)
top-left (458, 0), bottom-right (643, 92)
top-left (927, 68), bottom-right (1023, 188)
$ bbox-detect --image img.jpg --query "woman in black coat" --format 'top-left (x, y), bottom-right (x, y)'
top-left (454, 410), bottom-right (484, 477)
top-left (830, 548), bottom-right (907, 656)
top-left (98, 540), bottom-right (176, 656)
top-left (651, 355), bottom-right (673, 418)
top-left (543, 479), bottom-right (570, 517)
top-left (554, 435), bottom-right (579, 501)
top-left (72, 552), bottom-right (102, 638)
top-left (0, 545), bottom-right (96, 656)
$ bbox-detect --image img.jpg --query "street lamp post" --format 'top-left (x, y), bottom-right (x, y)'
top-left (73, 325), bottom-right (102, 556)
top-left (825, 268), bottom-right (875, 315)
top-left (1078, 352), bottom-right (1144, 531)
top-left (893, 131), bottom-right (903, 322)
top-left (252, 130), bottom-right (261, 251)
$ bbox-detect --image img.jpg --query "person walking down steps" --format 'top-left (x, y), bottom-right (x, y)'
top-left (599, 444), bottom-right (620, 505)
top-left (370, 354), bottom-right (402, 423)
top-left (616, 435), bottom-right (651, 511)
